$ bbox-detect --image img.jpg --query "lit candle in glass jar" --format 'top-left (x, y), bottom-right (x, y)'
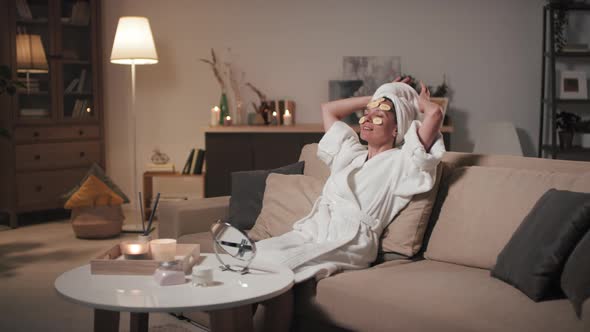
top-left (120, 241), bottom-right (149, 260)
top-left (223, 115), bottom-right (232, 126)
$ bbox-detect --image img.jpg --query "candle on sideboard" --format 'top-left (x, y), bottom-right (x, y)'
top-left (283, 109), bottom-right (293, 126)
top-left (210, 106), bottom-right (220, 127)
top-left (272, 111), bottom-right (278, 126)
top-left (223, 115), bottom-right (233, 126)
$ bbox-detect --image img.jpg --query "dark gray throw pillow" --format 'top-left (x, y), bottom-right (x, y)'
top-left (491, 189), bottom-right (590, 301)
top-left (561, 229), bottom-right (590, 318)
top-left (228, 161), bottom-right (305, 230)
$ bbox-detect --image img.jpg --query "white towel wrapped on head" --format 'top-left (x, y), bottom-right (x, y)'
top-left (371, 82), bottom-right (420, 146)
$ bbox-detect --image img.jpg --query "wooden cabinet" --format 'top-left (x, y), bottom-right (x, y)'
top-left (205, 127), bottom-right (324, 197)
top-left (204, 125), bottom-right (453, 198)
top-left (0, 0), bottom-right (104, 227)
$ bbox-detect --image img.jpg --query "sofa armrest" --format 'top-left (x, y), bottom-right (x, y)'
top-left (158, 196), bottom-right (230, 239)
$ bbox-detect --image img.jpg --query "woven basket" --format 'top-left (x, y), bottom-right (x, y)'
top-left (71, 205), bottom-right (124, 239)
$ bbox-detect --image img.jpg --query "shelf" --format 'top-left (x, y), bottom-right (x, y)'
top-left (64, 92), bottom-right (93, 97)
top-left (61, 22), bottom-right (90, 28)
top-left (547, 3), bottom-right (590, 11)
top-left (543, 99), bottom-right (590, 105)
top-left (17, 91), bottom-right (49, 96)
top-left (62, 60), bottom-right (91, 65)
top-left (16, 18), bottom-right (49, 24)
top-left (545, 51), bottom-right (590, 58)
top-left (542, 145), bottom-right (590, 161)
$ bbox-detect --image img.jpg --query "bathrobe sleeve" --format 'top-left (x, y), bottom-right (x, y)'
top-left (394, 120), bottom-right (446, 197)
top-left (317, 121), bottom-right (365, 172)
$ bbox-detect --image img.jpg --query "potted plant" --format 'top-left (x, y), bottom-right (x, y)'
top-left (556, 111), bottom-right (581, 149)
top-left (0, 65), bottom-right (24, 138)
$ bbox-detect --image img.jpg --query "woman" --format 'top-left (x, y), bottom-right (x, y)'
top-left (252, 77), bottom-right (446, 331)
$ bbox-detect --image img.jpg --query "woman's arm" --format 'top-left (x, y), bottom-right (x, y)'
top-left (321, 96), bottom-right (371, 132)
top-left (416, 82), bottom-right (444, 152)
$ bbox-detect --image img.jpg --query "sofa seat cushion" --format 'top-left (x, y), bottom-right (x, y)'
top-left (308, 260), bottom-right (584, 332)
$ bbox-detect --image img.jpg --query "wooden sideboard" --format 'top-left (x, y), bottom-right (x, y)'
top-left (204, 124), bottom-right (453, 197)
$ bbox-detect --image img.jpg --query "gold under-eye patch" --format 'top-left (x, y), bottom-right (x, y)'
top-left (358, 116), bottom-right (384, 125)
top-left (367, 101), bottom-right (379, 109)
top-left (379, 104), bottom-right (392, 111)
top-left (366, 98), bottom-right (393, 112)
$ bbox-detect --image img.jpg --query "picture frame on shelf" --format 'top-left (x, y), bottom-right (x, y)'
top-left (559, 71), bottom-right (588, 99)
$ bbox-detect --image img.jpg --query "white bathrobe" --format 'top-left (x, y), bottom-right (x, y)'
top-left (254, 120), bottom-right (446, 282)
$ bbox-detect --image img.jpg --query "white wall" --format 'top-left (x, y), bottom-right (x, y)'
top-left (102, 0), bottom-right (545, 201)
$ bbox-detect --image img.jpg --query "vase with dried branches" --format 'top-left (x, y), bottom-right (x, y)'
top-left (200, 49), bottom-right (229, 125)
top-left (246, 82), bottom-right (271, 125)
top-left (225, 53), bottom-right (245, 125)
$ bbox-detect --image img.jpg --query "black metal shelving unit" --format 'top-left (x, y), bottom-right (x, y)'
top-left (539, 2), bottom-right (590, 161)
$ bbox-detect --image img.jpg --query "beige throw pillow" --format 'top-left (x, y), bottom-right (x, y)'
top-left (380, 162), bottom-right (444, 257)
top-left (249, 174), bottom-right (324, 241)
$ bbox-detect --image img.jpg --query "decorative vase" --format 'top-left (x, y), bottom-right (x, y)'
top-left (558, 130), bottom-right (574, 150)
top-left (219, 92), bottom-right (229, 126)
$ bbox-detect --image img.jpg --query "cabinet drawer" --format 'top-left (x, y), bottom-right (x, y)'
top-left (16, 141), bottom-right (102, 171)
top-left (16, 168), bottom-right (87, 209)
top-left (14, 125), bottom-right (100, 142)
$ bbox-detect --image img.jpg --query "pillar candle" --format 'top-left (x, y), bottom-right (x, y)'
top-left (283, 109), bottom-right (293, 126)
top-left (210, 106), bottom-right (220, 127)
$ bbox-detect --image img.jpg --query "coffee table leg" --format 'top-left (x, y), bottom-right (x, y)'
top-left (94, 309), bottom-right (120, 332)
top-left (130, 312), bottom-right (149, 332)
top-left (209, 305), bottom-right (253, 332)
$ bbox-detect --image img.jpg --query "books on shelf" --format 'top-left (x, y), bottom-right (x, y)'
top-left (193, 149), bottom-right (206, 175)
top-left (71, 1), bottom-right (90, 26)
top-left (182, 149), bottom-right (195, 174)
top-left (65, 78), bottom-right (79, 93)
top-left (181, 148), bottom-right (206, 175)
top-left (146, 163), bottom-right (175, 173)
top-left (77, 69), bottom-right (87, 93)
top-left (16, 0), bottom-right (32, 19)
top-left (71, 99), bottom-right (91, 117)
top-left (20, 108), bottom-right (49, 117)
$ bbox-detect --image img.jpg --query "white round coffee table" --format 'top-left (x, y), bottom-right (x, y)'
top-left (55, 253), bottom-right (294, 332)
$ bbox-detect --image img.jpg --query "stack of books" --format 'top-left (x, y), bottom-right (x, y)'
top-left (65, 69), bottom-right (87, 93)
top-left (146, 163), bottom-right (175, 173)
top-left (71, 99), bottom-right (92, 117)
top-left (182, 149), bottom-right (206, 175)
top-left (17, 78), bottom-right (40, 93)
top-left (20, 108), bottom-right (49, 117)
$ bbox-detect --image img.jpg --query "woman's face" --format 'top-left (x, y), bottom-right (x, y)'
top-left (359, 100), bottom-right (397, 146)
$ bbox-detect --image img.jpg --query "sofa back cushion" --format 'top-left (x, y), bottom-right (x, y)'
top-left (299, 143), bottom-right (330, 182)
top-left (248, 174), bottom-right (324, 241)
top-left (424, 166), bottom-right (590, 270)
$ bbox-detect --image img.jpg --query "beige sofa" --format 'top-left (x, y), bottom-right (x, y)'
top-left (159, 144), bottom-right (590, 332)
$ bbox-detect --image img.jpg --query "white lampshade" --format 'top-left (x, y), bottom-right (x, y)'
top-left (16, 33), bottom-right (48, 73)
top-left (110, 16), bottom-right (158, 65)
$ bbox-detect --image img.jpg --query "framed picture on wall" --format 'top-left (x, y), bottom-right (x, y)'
top-left (559, 71), bottom-right (588, 99)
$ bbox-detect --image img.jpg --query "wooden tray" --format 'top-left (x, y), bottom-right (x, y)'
top-left (90, 243), bottom-right (199, 275)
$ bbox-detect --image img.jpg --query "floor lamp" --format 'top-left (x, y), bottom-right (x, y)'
top-left (110, 16), bottom-right (158, 232)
